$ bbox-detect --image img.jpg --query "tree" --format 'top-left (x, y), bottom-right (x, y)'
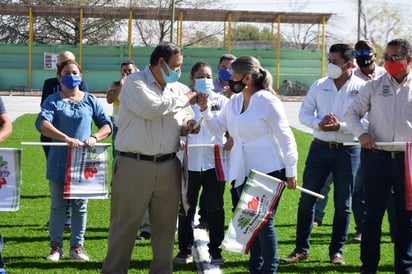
top-left (131, 0), bottom-right (224, 47)
top-left (0, 0), bottom-right (123, 45)
top-left (231, 24), bottom-right (272, 41)
top-left (359, 1), bottom-right (411, 49)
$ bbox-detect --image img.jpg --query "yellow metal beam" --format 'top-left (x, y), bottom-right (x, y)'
top-left (321, 16), bottom-right (326, 77)
top-left (28, 7), bottom-right (33, 89)
top-left (227, 13), bottom-right (232, 54)
top-left (128, 9), bottom-right (132, 59)
top-left (79, 8), bottom-right (83, 67)
top-left (275, 16), bottom-right (281, 92)
top-left (179, 11), bottom-right (183, 47)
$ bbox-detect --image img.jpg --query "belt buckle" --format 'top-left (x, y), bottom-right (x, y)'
top-left (136, 154), bottom-right (141, 160)
top-left (329, 142), bottom-right (338, 149)
top-left (153, 155), bottom-right (158, 163)
top-left (391, 152), bottom-right (398, 159)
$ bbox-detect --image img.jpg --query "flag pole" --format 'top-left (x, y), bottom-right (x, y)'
top-left (343, 142), bottom-right (407, 146)
top-left (251, 169), bottom-right (325, 199)
top-left (21, 142), bottom-right (111, 147)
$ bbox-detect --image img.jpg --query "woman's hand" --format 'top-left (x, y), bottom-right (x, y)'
top-left (64, 136), bottom-right (82, 148)
top-left (84, 135), bottom-right (98, 148)
top-left (286, 176), bottom-right (297, 189)
top-left (196, 93), bottom-right (209, 111)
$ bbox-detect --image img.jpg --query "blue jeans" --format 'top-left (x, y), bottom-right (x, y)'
top-left (314, 173), bottom-right (333, 223)
top-left (236, 169), bottom-right (286, 274)
top-left (294, 141), bottom-right (360, 256)
top-left (49, 180), bottom-right (88, 248)
top-left (177, 168), bottom-right (225, 254)
top-left (360, 150), bottom-right (412, 273)
top-left (111, 124), bottom-right (118, 159)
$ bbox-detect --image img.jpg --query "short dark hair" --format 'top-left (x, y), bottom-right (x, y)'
top-left (329, 43), bottom-right (355, 62)
top-left (150, 42), bottom-right (183, 66)
top-left (120, 60), bottom-right (135, 68)
top-left (387, 38), bottom-right (412, 57)
top-left (191, 61), bottom-right (211, 76)
top-left (354, 40), bottom-right (375, 52)
top-left (218, 54), bottom-right (236, 65)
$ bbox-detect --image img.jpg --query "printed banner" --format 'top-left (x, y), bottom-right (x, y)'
top-left (405, 142), bottom-right (412, 210)
top-left (221, 169), bottom-right (285, 254)
top-left (64, 146), bottom-right (109, 199)
top-left (214, 144), bottom-right (230, 182)
top-left (0, 148), bottom-right (22, 211)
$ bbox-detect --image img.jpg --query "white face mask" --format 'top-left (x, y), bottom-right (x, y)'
top-left (327, 63), bottom-right (345, 79)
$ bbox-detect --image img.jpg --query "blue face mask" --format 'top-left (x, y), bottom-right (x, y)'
top-left (160, 62), bottom-right (181, 84)
top-left (61, 75), bottom-right (81, 90)
top-left (218, 69), bottom-right (232, 82)
top-left (194, 78), bottom-right (214, 94)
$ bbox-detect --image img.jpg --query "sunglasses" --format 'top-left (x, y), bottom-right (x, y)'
top-left (355, 49), bottom-right (373, 57)
top-left (383, 54), bottom-right (405, 62)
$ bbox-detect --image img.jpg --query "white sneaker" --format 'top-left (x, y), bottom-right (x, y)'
top-left (69, 244), bottom-right (89, 261)
top-left (46, 244), bottom-right (63, 261)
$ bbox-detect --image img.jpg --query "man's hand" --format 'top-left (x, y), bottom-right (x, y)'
top-left (318, 113), bottom-right (340, 132)
top-left (187, 119), bottom-right (201, 134)
top-left (358, 132), bottom-right (376, 149)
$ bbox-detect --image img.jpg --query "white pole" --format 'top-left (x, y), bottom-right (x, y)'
top-left (21, 142), bottom-right (111, 147)
top-left (343, 142), bottom-right (407, 146)
top-left (251, 169), bottom-right (325, 199)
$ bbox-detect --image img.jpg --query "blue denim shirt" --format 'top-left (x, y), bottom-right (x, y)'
top-left (36, 92), bottom-right (112, 182)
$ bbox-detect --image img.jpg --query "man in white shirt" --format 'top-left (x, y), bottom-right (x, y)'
top-left (282, 43), bottom-right (365, 266)
top-left (345, 38), bottom-right (412, 274)
top-left (313, 40), bottom-right (389, 244)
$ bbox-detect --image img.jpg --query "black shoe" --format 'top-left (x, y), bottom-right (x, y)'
top-left (210, 250), bottom-right (224, 265)
top-left (173, 252), bottom-right (193, 264)
top-left (136, 231), bottom-right (151, 240)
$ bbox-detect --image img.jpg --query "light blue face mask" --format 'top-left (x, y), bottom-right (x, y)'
top-left (160, 62), bottom-right (181, 84)
top-left (194, 78), bottom-right (213, 94)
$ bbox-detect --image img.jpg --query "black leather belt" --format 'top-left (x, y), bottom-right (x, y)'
top-left (313, 138), bottom-right (344, 149)
top-left (118, 152), bottom-right (176, 163)
top-left (372, 149), bottom-right (404, 160)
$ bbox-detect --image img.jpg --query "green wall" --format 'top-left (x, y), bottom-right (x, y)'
top-left (0, 44), bottom-right (324, 94)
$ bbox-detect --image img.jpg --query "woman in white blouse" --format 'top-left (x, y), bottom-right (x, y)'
top-left (197, 56), bottom-right (298, 273)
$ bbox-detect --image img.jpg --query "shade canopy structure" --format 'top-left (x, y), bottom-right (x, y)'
top-left (0, 3), bottom-right (333, 90)
top-left (0, 3), bottom-right (332, 23)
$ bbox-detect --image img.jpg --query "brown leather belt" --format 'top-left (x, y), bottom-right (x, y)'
top-left (118, 152), bottom-right (176, 163)
top-left (313, 138), bottom-right (344, 149)
top-left (372, 149), bottom-right (404, 160)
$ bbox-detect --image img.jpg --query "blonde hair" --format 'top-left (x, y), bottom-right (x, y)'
top-left (231, 56), bottom-right (274, 93)
top-left (57, 51), bottom-right (76, 66)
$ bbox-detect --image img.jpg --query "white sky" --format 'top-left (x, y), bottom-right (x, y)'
top-left (223, 0), bottom-right (412, 44)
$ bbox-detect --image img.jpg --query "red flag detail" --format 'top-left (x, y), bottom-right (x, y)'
top-left (214, 144), bottom-right (225, 181)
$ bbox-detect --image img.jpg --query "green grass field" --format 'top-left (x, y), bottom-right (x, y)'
top-left (0, 114), bottom-right (395, 273)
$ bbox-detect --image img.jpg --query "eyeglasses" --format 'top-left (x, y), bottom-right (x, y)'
top-left (355, 49), bottom-right (373, 57)
top-left (383, 54), bottom-right (405, 62)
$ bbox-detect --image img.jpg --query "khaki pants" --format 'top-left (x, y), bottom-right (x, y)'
top-left (102, 155), bottom-right (181, 274)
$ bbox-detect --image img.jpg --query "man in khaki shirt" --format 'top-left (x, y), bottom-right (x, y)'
top-left (102, 42), bottom-right (199, 274)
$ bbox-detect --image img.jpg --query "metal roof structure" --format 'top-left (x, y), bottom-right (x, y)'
top-left (0, 3), bottom-right (332, 24)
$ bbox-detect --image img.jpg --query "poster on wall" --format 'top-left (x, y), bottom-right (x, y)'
top-left (44, 52), bottom-right (59, 70)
